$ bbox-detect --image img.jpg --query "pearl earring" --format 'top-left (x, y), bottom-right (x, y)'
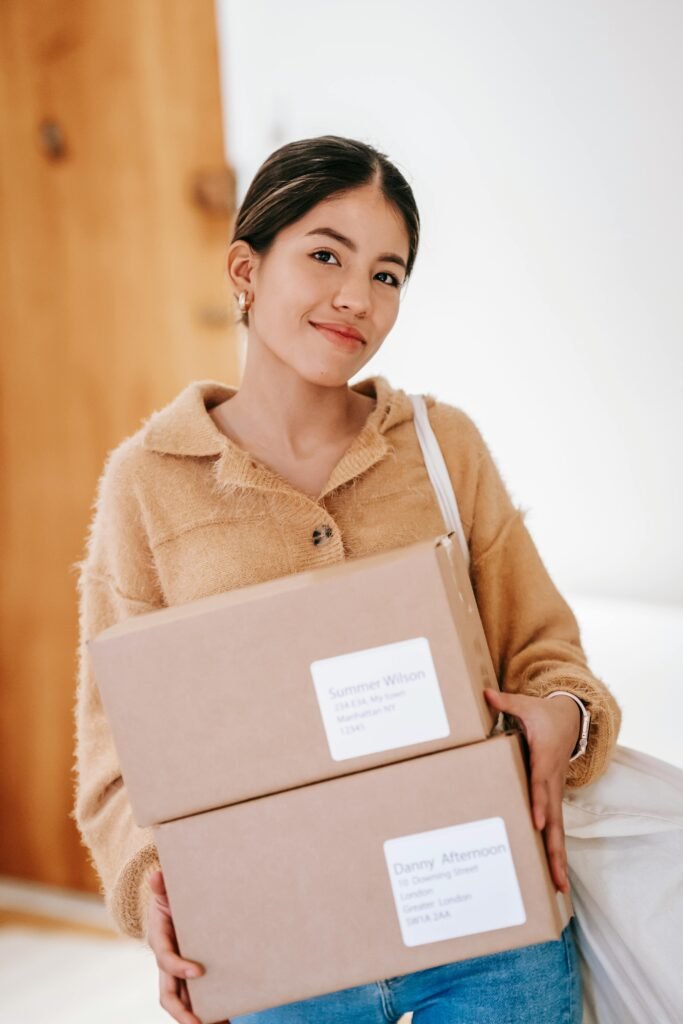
top-left (238, 290), bottom-right (252, 313)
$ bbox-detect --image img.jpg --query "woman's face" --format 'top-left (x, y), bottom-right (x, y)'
top-left (229, 183), bottom-right (411, 385)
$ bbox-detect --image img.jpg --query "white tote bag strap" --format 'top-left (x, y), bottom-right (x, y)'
top-left (408, 393), bottom-right (470, 571)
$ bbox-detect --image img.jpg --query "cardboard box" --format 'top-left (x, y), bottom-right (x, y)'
top-left (89, 533), bottom-right (500, 826)
top-left (155, 732), bottom-right (573, 1023)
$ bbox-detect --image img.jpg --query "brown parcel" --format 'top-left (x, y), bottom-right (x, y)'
top-left (155, 731), bottom-right (573, 1024)
top-left (88, 533), bottom-right (500, 826)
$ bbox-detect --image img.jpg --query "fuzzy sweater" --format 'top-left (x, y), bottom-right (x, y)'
top-left (71, 373), bottom-right (622, 941)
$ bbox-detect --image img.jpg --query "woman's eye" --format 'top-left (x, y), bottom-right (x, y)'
top-left (376, 271), bottom-right (401, 288)
top-left (311, 249), bottom-right (340, 266)
top-left (311, 250), bottom-right (401, 289)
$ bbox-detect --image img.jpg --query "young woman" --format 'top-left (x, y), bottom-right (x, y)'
top-left (73, 135), bottom-right (622, 1024)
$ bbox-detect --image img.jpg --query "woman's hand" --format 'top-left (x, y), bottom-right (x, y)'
top-left (483, 688), bottom-right (581, 894)
top-left (146, 868), bottom-right (231, 1024)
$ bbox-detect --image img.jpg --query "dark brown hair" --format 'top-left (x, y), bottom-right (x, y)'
top-left (229, 134), bottom-right (420, 327)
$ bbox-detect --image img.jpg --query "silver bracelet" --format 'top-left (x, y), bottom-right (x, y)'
top-left (545, 690), bottom-right (591, 761)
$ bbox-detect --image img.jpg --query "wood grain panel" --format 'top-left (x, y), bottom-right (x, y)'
top-left (0, 0), bottom-right (238, 893)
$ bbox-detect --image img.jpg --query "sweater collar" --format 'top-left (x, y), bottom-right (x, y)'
top-left (141, 374), bottom-right (419, 457)
top-left (140, 373), bottom-right (430, 498)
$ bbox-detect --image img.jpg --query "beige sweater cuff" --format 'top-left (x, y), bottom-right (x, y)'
top-left (107, 841), bottom-right (162, 941)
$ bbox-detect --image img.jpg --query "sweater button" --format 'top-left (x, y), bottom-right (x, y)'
top-left (312, 524), bottom-right (333, 546)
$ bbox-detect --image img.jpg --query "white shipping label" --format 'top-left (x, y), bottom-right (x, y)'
top-left (310, 637), bottom-right (450, 760)
top-left (384, 816), bottom-right (526, 946)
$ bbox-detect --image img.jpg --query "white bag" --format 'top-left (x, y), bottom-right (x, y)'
top-left (408, 393), bottom-right (683, 1024)
top-left (563, 747), bottom-right (683, 1023)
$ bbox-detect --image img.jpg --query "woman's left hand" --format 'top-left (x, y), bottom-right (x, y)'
top-left (483, 687), bottom-right (581, 894)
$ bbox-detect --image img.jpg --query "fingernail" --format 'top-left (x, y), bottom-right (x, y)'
top-left (185, 967), bottom-right (201, 978)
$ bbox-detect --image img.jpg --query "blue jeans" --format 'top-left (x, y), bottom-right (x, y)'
top-left (232, 918), bottom-right (583, 1023)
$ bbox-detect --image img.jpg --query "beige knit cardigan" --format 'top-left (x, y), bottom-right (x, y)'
top-left (71, 373), bottom-right (622, 941)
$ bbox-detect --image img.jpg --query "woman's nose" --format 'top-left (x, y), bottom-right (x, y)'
top-left (332, 281), bottom-right (372, 317)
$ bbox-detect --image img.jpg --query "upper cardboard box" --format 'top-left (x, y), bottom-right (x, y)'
top-left (89, 532), bottom-right (500, 825)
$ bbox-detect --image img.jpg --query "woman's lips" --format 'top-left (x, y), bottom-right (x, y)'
top-left (310, 322), bottom-right (365, 350)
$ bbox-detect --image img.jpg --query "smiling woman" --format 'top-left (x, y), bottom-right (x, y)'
top-left (71, 134), bottom-right (610, 1024)
top-left (199, 135), bottom-right (425, 492)
top-left (229, 135), bottom-right (418, 324)
top-left (218, 140), bottom-right (418, 441)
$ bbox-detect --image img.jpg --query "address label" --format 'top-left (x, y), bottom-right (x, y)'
top-left (310, 636), bottom-right (450, 761)
top-left (383, 816), bottom-right (526, 946)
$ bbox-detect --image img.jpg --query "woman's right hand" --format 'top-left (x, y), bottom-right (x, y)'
top-left (147, 868), bottom-right (231, 1024)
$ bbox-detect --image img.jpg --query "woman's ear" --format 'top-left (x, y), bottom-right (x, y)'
top-left (226, 238), bottom-right (258, 296)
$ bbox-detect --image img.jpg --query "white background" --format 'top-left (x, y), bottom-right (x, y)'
top-left (215, 1), bottom-right (682, 765)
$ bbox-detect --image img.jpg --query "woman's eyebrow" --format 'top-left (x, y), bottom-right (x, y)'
top-left (304, 226), bottom-right (407, 270)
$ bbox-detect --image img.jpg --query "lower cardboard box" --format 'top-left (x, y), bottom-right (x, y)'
top-left (155, 731), bottom-right (572, 1023)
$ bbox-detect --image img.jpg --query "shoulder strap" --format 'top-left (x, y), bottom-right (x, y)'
top-left (408, 393), bottom-right (470, 570)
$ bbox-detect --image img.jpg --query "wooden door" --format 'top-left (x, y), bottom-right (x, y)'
top-left (0, 0), bottom-right (237, 893)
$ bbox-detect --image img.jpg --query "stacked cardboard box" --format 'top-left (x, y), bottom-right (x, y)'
top-left (89, 532), bottom-right (572, 1023)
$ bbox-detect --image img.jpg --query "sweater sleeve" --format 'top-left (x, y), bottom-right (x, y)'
top-left (70, 442), bottom-right (164, 941)
top-left (464, 416), bottom-right (623, 789)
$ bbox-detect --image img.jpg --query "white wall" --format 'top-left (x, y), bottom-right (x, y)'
top-left (214, 0), bottom-right (682, 615)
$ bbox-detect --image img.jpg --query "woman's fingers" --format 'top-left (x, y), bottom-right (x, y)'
top-left (147, 868), bottom-right (228, 1023)
top-left (148, 869), bottom-right (169, 902)
top-left (157, 944), bottom-right (205, 980)
top-left (528, 752), bottom-right (569, 892)
top-left (149, 868), bottom-right (165, 889)
top-left (149, 871), bottom-right (179, 928)
top-left (530, 769), bottom-right (549, 831)
top-left (151, 906), bottom-right (204, 978)
top-left (178, 978), bottom-right (192, 1011)
top-left (543, 775), bottom-right (569, 892)
top-left (159, 965), bottom-right (203, 1024)
top-left (486, 689), bottom-right (573, 895)
top-left (172, 976), bottom-right (233, 1024)
top-left (483, 688), bottom-right (532, 722)
top-left (148, 877), bottom-right (204, 979)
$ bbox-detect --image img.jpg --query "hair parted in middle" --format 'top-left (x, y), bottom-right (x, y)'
top-left (228, 134), bottom-right (420, 327)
